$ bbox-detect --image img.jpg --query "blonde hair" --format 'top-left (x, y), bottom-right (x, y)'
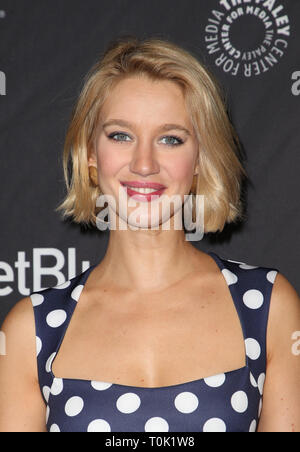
top-left (56, 35), bottom-right (247, 233)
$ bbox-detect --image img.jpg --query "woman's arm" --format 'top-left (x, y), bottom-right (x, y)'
top-left (257, 272), bottom-right (300, 432)
top-left (0, 298), bottom-right (47, 432)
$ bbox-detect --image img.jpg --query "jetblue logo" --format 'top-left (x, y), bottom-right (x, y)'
top-left (0, 248), bottom-right (91, 297)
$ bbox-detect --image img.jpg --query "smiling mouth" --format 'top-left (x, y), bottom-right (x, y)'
top-left (120, 183), bottom-right (166, 201)
top-left (124, 186), bottom-right (159, 194)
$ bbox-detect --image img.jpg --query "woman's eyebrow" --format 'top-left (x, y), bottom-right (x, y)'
top-left (102, 119), bottom-right (192, 136)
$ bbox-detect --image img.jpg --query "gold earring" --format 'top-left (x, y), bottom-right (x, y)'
top-left (190, 173), bottom-right (198, 196)
top-left (89, 166), bottom-right (98, 187)
top-left (190, 173), bottom-right (199, 224)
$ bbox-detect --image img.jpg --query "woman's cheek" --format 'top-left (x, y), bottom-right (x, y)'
top-left (169, 157), bottom-right (195, 190)
top-left (97, 144), bottom-right (127, 178)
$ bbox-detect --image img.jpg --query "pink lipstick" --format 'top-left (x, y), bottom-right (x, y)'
top-left (120, 181), bottom-right (166, 202)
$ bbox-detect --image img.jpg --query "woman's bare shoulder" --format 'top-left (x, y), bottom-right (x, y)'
top-left (0, 297), bottom-right (47, 432)
top-left (1, 296), bottom-right (37, 369)
top-left (258, 271), bottom-right (300, 432)
top-left (267, 271), bottom-right (300, 360)
top-left (2, 297), bottom-right (35, 332)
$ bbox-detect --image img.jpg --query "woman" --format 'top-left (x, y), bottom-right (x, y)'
top-left (0, 36), bottom-right (299, 433)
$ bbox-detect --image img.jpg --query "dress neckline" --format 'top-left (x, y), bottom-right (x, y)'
top-left (49, 250), bottom-right (250, 390)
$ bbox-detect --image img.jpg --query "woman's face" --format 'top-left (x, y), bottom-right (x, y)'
top-left (89, 75), bottom-right (199, 230)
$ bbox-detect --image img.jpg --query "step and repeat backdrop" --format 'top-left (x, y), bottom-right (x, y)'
top-left (0, 0), bottom-right (299, 326)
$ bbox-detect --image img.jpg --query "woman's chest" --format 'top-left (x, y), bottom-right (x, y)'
top-left (51, 277), bottom-right (246, 387)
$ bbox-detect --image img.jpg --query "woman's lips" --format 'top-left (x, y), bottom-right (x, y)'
top-left (120, 183), bottom-right (166, 202)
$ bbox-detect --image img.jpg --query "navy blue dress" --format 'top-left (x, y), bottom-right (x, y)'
top-left (30, 251), bottom-right (279, 432)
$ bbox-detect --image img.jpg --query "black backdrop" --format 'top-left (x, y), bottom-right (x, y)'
top-left (0, 0), bottom-right (299, 326)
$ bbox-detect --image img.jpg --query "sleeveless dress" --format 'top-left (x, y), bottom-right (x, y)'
top-left (29, 251), bottom-right (279, 432)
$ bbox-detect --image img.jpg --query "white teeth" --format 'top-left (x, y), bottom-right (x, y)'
top-left (125, 186), bottom-right (159, 194)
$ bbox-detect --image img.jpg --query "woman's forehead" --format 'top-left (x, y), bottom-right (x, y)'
top-left (99, 76), bottom-right (192, 128)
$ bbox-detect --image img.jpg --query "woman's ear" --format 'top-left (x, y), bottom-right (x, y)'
top-left (88, 166), bottom-right (98, 186)
top-left (194, 157), bottom-right (200, 176)
top-left (88, 145), bottom-right (97, 168)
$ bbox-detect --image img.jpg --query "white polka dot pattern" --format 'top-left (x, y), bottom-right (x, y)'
top-left (30, 293), bottom-right (44, 307)
top-left (245, 338), bottom-right (261, 360)
top-left (29, 252), bottom-right (279, 432)
top-left (266, 270), bottom-right (278, 284)
top-left (144, 417), bottom-right (169, 432)
top-left (71, 285), bottom-right (84, 302)
top-left (46, 310), bottom-right (67, 328)
top-left (249, 419), bottom-right (257, 432)
top-left (51, 378), bottom-right (64, 396)
top-left (257, 373), bottom-right (266, 396)
top-left (203, 417), bottom-right (226, 432)
top-left (36, 336), bottom-right (42, 357)
top-left (116, 393), bottom-right (141, 414)
top-left (222, 269), bottom-right (238, 285)
top-left (43, 386), bottom-right (51, 403)
top-left (174, 392), bottom-right (199, 413)
top-left (45, 352), bottom-right (56, 373)
top-left (243, 289), bottom-right (264, 309)
top-left (49, 424), bottom-right (60, 432)
top-left (91, 381), bottom-right (113, 391)
top-left (46, 406), bottom-right (50, 424)
top-left (65, 396), bottom-right (84, 417)
top-left (249, 372), bottom-right (258, 388)
top-left (231, 391), bottom-right (248, 413)
top-left (87, 419), bottom-right (111, 432)
top-left (204, 373), bottom-right (226, 388)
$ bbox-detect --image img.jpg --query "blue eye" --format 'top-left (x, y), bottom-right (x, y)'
top-left (107, 132), bottom-right (184, 146)
top-left (107, 132), bottom-right (131, 142)
top-left (160, 135), bottom-right (184, 146)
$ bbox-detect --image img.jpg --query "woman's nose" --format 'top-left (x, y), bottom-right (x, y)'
top-left (129, 142), bottom-right (160, 177)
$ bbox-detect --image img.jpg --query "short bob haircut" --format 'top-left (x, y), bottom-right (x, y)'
top-left (56, 35), bottom-right (247, 233)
